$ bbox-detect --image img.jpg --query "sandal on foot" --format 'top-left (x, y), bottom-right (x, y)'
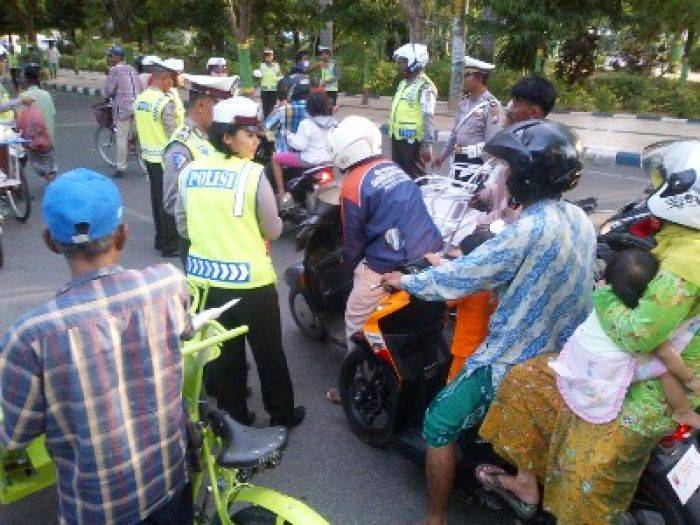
top-left (326, 387), bottom-right (342, 405)
top-left (475, 464), bottom-right (538, 520)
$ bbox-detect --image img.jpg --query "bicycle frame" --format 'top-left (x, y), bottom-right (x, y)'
top-left (185, 282), bottom-right (329, 525)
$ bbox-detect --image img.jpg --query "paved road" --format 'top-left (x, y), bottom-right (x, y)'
top-left (0, 91), bottom-right (648, 525)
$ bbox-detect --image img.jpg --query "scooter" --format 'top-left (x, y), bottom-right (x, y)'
top-left (284, 184), bottom-right (351, 344)
top-left (279, 163), bottom-right (336, 228)
top-left (338, 229), bottom-right (700, 524)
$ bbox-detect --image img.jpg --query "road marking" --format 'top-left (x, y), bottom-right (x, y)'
top-left (584, 169), bottom-right (647, 182)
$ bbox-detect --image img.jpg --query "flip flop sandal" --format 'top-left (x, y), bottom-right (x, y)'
top-left (475, 464), bottom-right (538, 520)
top-left (326, 387), bottom-right (342, 405)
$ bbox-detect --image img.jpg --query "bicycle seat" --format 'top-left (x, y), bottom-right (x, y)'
top-left (207, 410), bottom-right (289, 469)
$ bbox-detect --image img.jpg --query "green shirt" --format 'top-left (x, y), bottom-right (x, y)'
top-left (595, 272), bottom-right (700, 437)
top-left (21, 86), bottom-right (55, 142)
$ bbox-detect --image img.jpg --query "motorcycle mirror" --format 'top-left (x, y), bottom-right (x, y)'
top-left (385, 228), bottom-right (405, 251)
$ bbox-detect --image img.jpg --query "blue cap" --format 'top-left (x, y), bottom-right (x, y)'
top-left (108, 45), bottom-right (124, 57)
top-left (43, 169), bottom-right (123, 244)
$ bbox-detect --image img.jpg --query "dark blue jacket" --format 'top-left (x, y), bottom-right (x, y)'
top-left (341, 159), bottom-right (442, 273)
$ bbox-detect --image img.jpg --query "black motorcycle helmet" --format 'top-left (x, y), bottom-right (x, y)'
top-left (23, 63), bottom-right (41, 81)
top-left (288, 74), bottom-right (310, 102)
top-left (484, 119), bottom-right (583, 205)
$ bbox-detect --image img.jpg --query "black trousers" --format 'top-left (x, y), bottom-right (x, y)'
top-left (146, 161), bottom-right (179, 254)
top-left (137, 483), bottom-right (192, 525)
top-left (10, 68), bottom-right (22, 92)
top-left (203, 284), bottom-right (296, 423)
top-left (178, 236), bottom-right (190, 270)
top-left (326, 90), bottom-right (338, 106)
top-left (391, 138), bottom-right (425, 179)
top-left (261, 90), bottom-right (278, 118)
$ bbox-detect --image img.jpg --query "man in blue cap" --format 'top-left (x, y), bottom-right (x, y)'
top-left (0, 169), bottom-right (193, 524)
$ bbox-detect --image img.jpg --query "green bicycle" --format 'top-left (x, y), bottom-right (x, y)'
top-left (185, 282), bottom-right (329, 525)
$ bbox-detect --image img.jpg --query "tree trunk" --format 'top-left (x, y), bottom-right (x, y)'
top-left (9, 0), bottom-right (38, 42)
top-left (397, 0), bottom-right (424, 42)
top-left (224, 0), bottom-right (254, 94)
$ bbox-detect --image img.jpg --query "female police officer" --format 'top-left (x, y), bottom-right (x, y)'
top-left (176, 96), bottom-right (304, 427)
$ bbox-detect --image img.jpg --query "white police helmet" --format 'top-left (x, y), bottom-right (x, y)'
top-left (646, 140), bottom-right (700, 230)
top-left (327, 116), bottom-right (382, 171)
top-left (393, 43), bottom-right (429, 74)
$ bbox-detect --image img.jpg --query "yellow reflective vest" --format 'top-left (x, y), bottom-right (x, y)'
top-left (181, 156), bottom-right (276, 289)
top-left (170, 88), bottom-right (185, 127)
top-left (134, 88), bottom-right (172, 163)
top-left (320, 61), bottom-right (338, 92)
top-left (260, 62), bottom-right (279, 91)
top-left (388, 73), bottom-right (435, 142)
top-left (168, 123), bottom-right (220, 162)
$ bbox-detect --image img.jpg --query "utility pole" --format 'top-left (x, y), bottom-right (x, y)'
top-left (448, 0), bottom-right (467, 111)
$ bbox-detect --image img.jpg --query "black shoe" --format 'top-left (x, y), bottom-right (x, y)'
top-left (270, 406), bottom-right (305, 428)
top-left (113, 170), bottom-right (125, 179)
top-left (231, 411), bottom-right (256, 426)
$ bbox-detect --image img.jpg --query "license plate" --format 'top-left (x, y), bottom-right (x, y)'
top-left (667, 444), bottom-right (700, 504)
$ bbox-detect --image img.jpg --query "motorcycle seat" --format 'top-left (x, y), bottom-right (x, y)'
top-left (207, 410), bottom-right (289, 469)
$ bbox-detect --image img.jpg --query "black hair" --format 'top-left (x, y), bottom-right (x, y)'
top-left (306, 91), bottom-right (331, 117)
top-left (511, 76), bottom-right (557, 116)
top-left (208, 122), bottom-right (238, 158)
top-left (604, 248), bottom-right (659, 309)
top-left (276, 76), bottom-right (290, 101)
top-left (295, 50), bottom-right (309, 62)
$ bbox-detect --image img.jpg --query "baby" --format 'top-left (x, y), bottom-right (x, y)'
top-left (550, 248), bottom-right (700, 427)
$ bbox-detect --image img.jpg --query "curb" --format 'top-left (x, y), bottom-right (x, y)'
top-left (49, 82), bottom-right (642, 169)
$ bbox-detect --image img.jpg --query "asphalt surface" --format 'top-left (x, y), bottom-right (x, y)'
top-left (0, 91), bottom-right (649, 525)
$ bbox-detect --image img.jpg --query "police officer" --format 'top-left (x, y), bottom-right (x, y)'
top-left (176, 96), bottom-right (305, 428)
top-left (259, 49), bottom-right (280, 118)
top-left (134, 59), bottom-right (180, 257)
top-left (207, 57), bottom-right (228, 76)
top-left (434, 56), bottom-right (504, 169)
top-left (163, 74), bottom-right (238, 265)
top-left (313, 46), bottom-right (340, 107)
top-left (162, 58), bottom-right (186, 127)
top-left (389, 43), bottom-right (437, 179)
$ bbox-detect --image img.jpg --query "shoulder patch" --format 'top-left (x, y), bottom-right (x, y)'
top-left (172, 152), bottom-right (188, 170)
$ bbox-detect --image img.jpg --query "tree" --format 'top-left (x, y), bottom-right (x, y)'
top-left (8, 0), bottom-right (46, 42)
top-left (397, 0), bottom-right (424, 42)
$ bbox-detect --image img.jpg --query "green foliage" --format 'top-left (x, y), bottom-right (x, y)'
top-left (425, 60), bottom-right (451, 98)
top-left (338, 65), bottom-right (363, 95)
top-left (366, 61), bottom-right (400, 96)
top-left (590, 83), bottom-right (621, 113)
top-left (689, 44), bottom-right (700, 71)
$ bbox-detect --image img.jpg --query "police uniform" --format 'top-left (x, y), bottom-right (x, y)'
top-left (178, 97), bottom-right (302, 427)
top-left (259, 50), bottom-right (280, 118)
top-left (207, 57), bottom-right (228, 77)
top-left (318, 46), bottom-right (340, 107)
top-left (134, 62), bottom-right (180, 256)
top-left (440, 56), bottom-right (504, 166)
top-left (389, 72), bottom-right (437, 179)
top-left (162, 74), bottom-right (238, 265)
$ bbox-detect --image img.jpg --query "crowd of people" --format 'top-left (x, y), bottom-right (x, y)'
top-left (0, 37), bottom-right (699, 525)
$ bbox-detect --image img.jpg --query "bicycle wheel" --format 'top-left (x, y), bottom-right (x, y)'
top-left (7, 162), bottom-right (31, 222)
top-left (95, 126), bottom-right (117, 167)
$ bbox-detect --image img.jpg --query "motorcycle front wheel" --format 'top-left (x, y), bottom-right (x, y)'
top-left (288, 288), bottom-right (327, 341)
top-left (7, 162), bottom-right (31, 221)
top-left (340, 348), bottom-right (400, 447)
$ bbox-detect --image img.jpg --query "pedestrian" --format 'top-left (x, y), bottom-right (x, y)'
top-left (311, 46), bottom-right (340, 107)
top-left (291, 50), bottom-right (310, 75)
top-left (259, 49), bottom-right (280, 118)
top-left (45, 40), bottom-right (60, 80)
top-left (389, 43), bottom-right (437, 179)
top-left (0, 169), bottom-right (193, 524)
top-left (206, 57), bottom-right (228, 76)
top-left (176, 96), bottom-right (305, 428)
top-left (7, 44), bottom-right (22, 93)
top-left (380, 120), bottom-right (595, 525)
top-left (105, 45), bottom-right (142, 179)
top-left (324, 115), bottom-right (443, 403)
top-left (20, 63), bottom-right (55, 141)
top-left (163, 74), bottom-right (238, 266)
top-left (134, 60), bottom-right (180, 258)
top-left (433, 56), bottom-right (504, 170)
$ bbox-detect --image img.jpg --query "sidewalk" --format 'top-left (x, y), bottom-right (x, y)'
top-left (45, 68), bottom-right (700, 167)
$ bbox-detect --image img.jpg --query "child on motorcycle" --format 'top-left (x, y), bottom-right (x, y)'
top-left (550, 248), bottom-right (700, 427)
top-left (270, 91), bottom-right (336, 209)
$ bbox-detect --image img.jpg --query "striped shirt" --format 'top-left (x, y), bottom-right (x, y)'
top-left (0, 264), bottom-right (191, 525)
top-left (264, 100), bottom-right (307, 153)
top-left (402, 199), bottom-right (596, 388)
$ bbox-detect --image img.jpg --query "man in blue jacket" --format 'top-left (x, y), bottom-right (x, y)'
top-left (324, 116), bottom-right (442, 402)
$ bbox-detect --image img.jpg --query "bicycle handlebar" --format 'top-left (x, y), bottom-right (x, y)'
top-left (182, 324), bottom-right (249, 357)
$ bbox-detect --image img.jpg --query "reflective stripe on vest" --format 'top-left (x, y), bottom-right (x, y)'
top-left (388, 74), bottom-right (434, 142)
top-left (260, 63), bottom-right (279, 91)
top-left (183, 156), bottom-right (276, 289)
top-left (320, 62), bottom-right (338, 91)
top-left (134, 88), bottom-right (171, 163)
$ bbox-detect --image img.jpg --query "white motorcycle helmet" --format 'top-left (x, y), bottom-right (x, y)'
top-left (393, 43), bottom-right (429, 75)
top-left (646, 140), bottom-right (700, 230)
top-left (327, 116), bottom-right (382, 171)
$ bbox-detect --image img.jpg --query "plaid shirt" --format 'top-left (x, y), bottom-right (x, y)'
top-left (265, 100), bottom-right (307, 152)
top-left (0, 264), bottom-right (191, 525)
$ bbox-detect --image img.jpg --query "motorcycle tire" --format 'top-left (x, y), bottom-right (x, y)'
top-left (339, 348), bottom-right (400, 448)
top-left (288, 288), bottom-right (327, 341)
top-left (226, 505), bottom-right (290, 524)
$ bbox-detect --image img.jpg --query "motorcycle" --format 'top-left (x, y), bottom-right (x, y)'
top-left (284, 183), bottom-right (351, 344)
top-left (339, 228), bottom-right (700, 524)
top-left (279, 163), bottom-right (337, 228)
